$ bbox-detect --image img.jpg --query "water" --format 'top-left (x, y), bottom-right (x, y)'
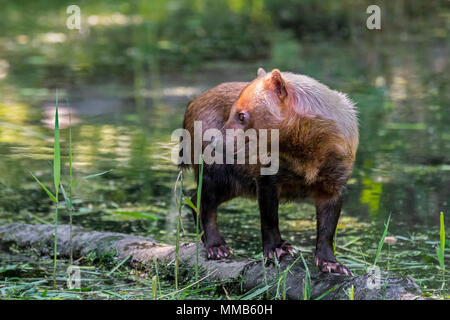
top-left (0, 5), bottom-right (449, 297)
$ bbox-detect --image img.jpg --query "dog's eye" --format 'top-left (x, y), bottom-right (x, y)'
top-left (238, 113), bottom-right (246, 122)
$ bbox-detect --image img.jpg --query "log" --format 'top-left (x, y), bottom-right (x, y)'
top-left (0, 223), bottom-right (422, 300)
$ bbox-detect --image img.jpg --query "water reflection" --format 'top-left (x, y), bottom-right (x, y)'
top-left (41, 105), bottom-right (81, 129)
top-left (0, 3), bottom-right (448, 265)
top-left (0, 43), bottom-right (448, 235)
top-left (0, 1), bottom-right (448, 297)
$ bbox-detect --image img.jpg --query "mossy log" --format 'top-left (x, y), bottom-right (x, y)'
top-left (0, 223), bottom-right (422, 300)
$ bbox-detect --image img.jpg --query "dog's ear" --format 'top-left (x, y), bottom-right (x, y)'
top-left (257, 67), bottom-right (266, 77)
top-left (265, 69), bottom-right (287, 101)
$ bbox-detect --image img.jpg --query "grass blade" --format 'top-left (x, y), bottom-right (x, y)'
top-left (373, 214), bottom-right (391, 266)
top-left (239, 284), bottom-right (272, 300)
top-left (52, 90), bottom-right (60, 290)
top-left (112, 210), bottom-right (160, 220)
top-left (53, 92), bottom-right (60, 191)
top-left (68, 105), bottom-right (73, 210)
top-left (29, 172), bottom-right (57, 203)
top-left (82, 170), bottom-right (112, 180)
top-left (300, 254), bottom-right (311, 300)
top-left (184, 197), bottom-right (197, 213)
top-left (348, 285), bottom-right (355, 300)
top-left (333, 224), bottom-right (338, 255)
top-left (436, 211), bottom-right (445, 270)
top-left (68, 104), bottom-right (74, 268)
top-left (440, 211), bottom-right (445, 266)
top-left (314, 285), bottom-right (338, 300)
top-left (60, 182), bottom-right (71, 210)
top-left (195, 155), bottom-right (204, 286)
top-left (174, 170), bottom-right (183, 291)
top-left (106, 255), bottom-right (131, 276)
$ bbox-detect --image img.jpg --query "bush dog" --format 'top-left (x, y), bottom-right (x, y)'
top-left (182, 68), bottom-right (358, 275)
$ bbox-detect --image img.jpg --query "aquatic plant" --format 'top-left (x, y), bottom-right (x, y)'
top-left (30, 90), bottom-right (60, 289)
top-left (184, 155), bottom-right (204, 285)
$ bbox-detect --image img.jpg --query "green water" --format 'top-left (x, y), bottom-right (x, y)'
top-left (0, 2), bottom-right (449, 298)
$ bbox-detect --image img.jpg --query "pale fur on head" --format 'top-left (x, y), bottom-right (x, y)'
top-left (265, 71), bottom-right (359, 153)
top-left (235, 69), bottom-right (359, 156)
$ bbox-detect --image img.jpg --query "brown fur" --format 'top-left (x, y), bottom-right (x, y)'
top-left (182, 69), bottom-right (358, 274)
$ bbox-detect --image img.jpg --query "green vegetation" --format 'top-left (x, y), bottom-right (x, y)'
top-left (174, 171), bottom-right (184, 290)
top-left (348, 285), bottom-right (355, 300)
top-left (373, 214), bottom-right (391, 266)
top-left (300, 254), bottom-right (311, 300)
top-left (0, 0), bottom-right (449, 300)
top-left (436, 212), bottom-right (446, 270)
top-left (436, 212), bottom-right (446, 293)
top-left (29, 90), bottom-right (60, 288)
top-left (184, 155), bottom-right (204, 286)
